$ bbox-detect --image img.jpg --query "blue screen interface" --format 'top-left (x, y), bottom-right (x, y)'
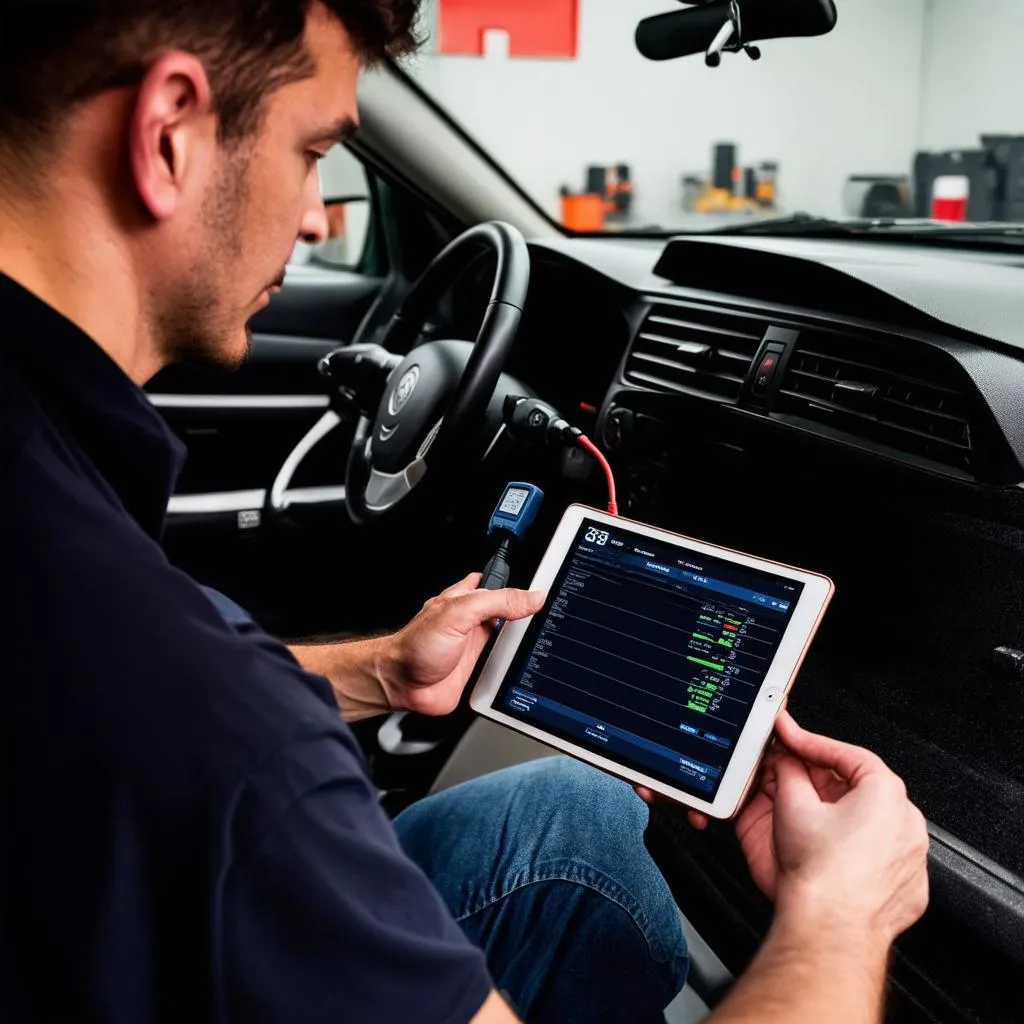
top-left (496, 520), bottom-right (804, 799)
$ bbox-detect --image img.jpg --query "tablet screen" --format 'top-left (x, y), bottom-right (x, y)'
top-left (495, 519), bottom-right (805, 799)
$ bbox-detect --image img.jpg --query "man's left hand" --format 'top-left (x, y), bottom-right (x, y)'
top-left (379, 574), bottom-right (545, 717)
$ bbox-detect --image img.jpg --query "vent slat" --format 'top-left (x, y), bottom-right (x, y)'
top-left (717, 348), bottom-right (756, 366)
top-left (627, 371), bottom-right (746, 398)
top-left (646, 315), bottom-right (761, 342)
top-left (878, 396), bottom-right (967, 426)
top-left (631, 352), bottom-right (699, 375)
top-left (626, 301), bottom-right (763, 401)
top-left (637, 332), bottom-right (692, 349)
top-left (631, 352), bottom-right (745, 386)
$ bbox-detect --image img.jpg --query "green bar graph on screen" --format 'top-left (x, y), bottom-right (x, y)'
top-left (687, 655), bottom-right (725, 671)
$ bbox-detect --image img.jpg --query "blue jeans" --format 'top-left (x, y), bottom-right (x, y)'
top-left (393, 757), bottom-right (688, 1023)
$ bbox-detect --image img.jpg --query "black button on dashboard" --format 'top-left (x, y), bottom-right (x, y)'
top-left (604, 408), bottom-right (634, 449)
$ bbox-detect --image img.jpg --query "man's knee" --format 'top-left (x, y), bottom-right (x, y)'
top-left (504, 758), bottom-right (687, 969)
top-left (397, 756), bottom-right (686, 970)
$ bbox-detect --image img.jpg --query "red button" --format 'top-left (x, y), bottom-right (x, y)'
top-left (752, 349), bottom-right (783, 395)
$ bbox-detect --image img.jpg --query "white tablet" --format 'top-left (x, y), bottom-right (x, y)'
top-left (470, 505), bottom-right (834, 819)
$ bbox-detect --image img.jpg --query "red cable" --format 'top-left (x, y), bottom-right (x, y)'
top-left (578, 435), bottom-right (618, 516)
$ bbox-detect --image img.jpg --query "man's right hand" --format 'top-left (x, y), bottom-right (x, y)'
top-left (735, 711), bottom-right (930, 944)
top-left (681, 716), bottom-right (930, 1024)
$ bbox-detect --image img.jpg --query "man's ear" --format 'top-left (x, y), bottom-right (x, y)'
top-left (129, 52), bottom-right (216, 221)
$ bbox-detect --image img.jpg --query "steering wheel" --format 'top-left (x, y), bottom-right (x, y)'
top-left (344, 222), bottom-right (531, 525)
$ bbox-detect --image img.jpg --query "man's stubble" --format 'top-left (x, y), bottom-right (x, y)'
top-left (152, 145), bottom-right (256, 376)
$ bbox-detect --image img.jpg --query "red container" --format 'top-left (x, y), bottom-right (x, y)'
top-left (931, 175), bottom-right (969, 221)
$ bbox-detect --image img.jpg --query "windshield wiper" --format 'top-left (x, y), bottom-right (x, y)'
top-left (703, 213), bottom-right (860, 237)
top-left (701, 214), bottom-right (1024, 247)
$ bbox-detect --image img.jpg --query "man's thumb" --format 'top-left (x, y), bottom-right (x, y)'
top-left (451, 588), bottom-right (545, 630)
top-left (496, 588), bottom-right (546, 621)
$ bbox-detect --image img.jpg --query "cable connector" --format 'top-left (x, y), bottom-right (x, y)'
top-left (480, 537), bottom-right (512, 591)
top-left (501, 396), bottom-right (618, 516)
top-left (503, 396), bottom-right (581, 446)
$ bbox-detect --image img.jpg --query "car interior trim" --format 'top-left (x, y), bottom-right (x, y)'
top-left (167, 485), bottom-right (349, 517)
top-left (149, 394), bottom-right (330, 411)
top-left (269, 410), bottom-right (343, 512)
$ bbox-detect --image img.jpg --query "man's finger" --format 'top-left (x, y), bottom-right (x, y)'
top-left (449, 588), bottom-right (545, 632)
top-left (633, 786), bottom-right (709, 828)
top-left (441, 573), bottom-right (483, 598)
top-left (762, 740), bottom-right (787, 769)
top-left (774, 711), bottom-right (887, 783)
top-left (773, 753), bottom-right (821, 816)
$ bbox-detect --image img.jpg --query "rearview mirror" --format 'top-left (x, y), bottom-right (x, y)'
top-left (636, 0), bottom-right (837, 65)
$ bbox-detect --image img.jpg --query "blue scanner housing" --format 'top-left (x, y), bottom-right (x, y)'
top-left (488, 483), bottom-right (544, 541)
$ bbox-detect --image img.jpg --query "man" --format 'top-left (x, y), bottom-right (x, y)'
top-left (0, 2), bottom-right (929, 1022)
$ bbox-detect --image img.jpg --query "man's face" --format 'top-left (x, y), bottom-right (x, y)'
top-left (153, 4), bottom-right (360, 373)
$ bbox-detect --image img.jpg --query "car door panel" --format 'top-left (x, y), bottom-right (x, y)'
top-left (150, 332), bottom-right (343, 500)
top-left (149, 262), bottom-right (384, 634)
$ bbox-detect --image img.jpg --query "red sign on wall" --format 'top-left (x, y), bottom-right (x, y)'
top-left (437, 0), bottom-right (579, 58)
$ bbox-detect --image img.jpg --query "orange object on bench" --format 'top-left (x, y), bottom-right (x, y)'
top-left (561, 193), bottom-right (605, 232)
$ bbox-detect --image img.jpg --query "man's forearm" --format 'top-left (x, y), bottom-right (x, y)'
top-left (290, 637), bottom-right (396, 722)
top-left (706, 909), bottom-right (889, 1024)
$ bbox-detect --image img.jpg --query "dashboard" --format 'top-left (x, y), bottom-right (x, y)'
top-left (503, 235), bottom-right (1024, 528)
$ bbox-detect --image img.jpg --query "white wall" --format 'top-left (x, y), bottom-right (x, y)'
top-left (919, 0), bottom-right (1024, 151)
top-left (407, 0), bottom-right (928, 225)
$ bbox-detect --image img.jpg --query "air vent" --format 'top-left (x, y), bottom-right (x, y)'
top-left (625, 301), bottom-right (765, 401)
top-left (777, 331), bottom-right (974, 472)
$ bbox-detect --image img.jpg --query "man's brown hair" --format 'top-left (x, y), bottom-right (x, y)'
top-left (0, 0), bottom-right (420, 156)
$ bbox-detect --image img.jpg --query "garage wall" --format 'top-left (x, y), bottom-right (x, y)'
top-left (408, 0), bottom-right (929, 225)
top-left (918, 0), bottom-right (1024, 151)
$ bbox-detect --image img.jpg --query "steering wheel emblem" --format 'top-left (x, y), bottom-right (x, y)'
top-left (388, 366), bottom-right (421, 417)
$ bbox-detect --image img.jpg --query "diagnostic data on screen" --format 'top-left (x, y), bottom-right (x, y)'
top-left (496, 521), bottom-right (804, 799)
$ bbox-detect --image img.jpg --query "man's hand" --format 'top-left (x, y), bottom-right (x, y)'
top-left (641, 712), bottom-right (928, 942)
top-left (739, 712), bottom-right (929, 941)
top-left (379, 573), bottom-right (545, 717)
top-left (293, 575), bottom-right (545, 722)
top-left (679, 713), bottom-right (930, 1024)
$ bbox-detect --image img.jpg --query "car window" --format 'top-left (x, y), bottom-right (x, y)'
top-left (290, 145), bottom-right (372, 269)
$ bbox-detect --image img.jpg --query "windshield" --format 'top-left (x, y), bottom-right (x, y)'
top-left (405, 1), bottom-right (1021, 237)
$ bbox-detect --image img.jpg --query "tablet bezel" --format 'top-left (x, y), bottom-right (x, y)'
top-left (470, 504), bottom-right (835, 819)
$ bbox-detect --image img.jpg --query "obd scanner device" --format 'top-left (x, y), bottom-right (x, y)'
top-left (480, 483), bottom-right (545, 591)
